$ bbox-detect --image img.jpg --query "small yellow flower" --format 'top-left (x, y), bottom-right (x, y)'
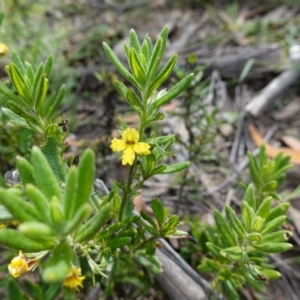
top-left (63, 266), bottom-right (85, 291)
top-left (8, 251), bottom-right (28, 278)
top-left (0, 43), bottom-right (9, 56)
top-left (110, 128), bottom-right (150, 165)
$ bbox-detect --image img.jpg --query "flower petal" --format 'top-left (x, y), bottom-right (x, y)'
top-left (122, 146), bottom-right (135, 165)
top-left (133, 142), bottom-right (150, 155)
top-left (123, 128), bottom-right (139, 144)
top-left (110, 138), bottom-right (126, 152)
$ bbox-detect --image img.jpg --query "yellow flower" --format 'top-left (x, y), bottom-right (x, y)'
top-left (63, 266), bottom-right (85, 291)
top-left (0, 43), bottom-right (9, 56)
top-left (110, 128), bottom-right (150, 165)
top-left (8, 251), bottom-right (29, 278)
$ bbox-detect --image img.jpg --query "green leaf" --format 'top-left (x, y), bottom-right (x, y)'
top-left (129, 29), bottom-right (141, 52)
top-left (1, 107), bottom-right (32, 130)
top-left (69, 149), bottom-right (95, 218)
top-left (9, 63), bottom-right (32, 103)
top-left (262, 230), bottom-right (292, 243)
top-left (103, 42), bottom-right (140, 88)
top-left (225, 205), bottom-right (246, 240)
top-left (74, 203), bottom-right (111, 243)
top-left (146, 54), bottom-right (178, 98)
top-left (7, 278), bottom-right (24, 300)
top-left (220, 246), bottom-right (242, 261)
top-left (248, 232), bottom-right (262, 242)
top-left (242, 202), bottom-right (255, 232)
top-left (161, 161), bottom-right (190, 174)
top-left (214, 210), bottom-right (236, 247)
top-left (147, 26), bottom-right (168, 83)
top-left (6, 101), bottom-right (37, 125)
top-left (206, 242), bottom-right (228, 262)
top-left (256, 267), bottom-right (281, 280)
top-left (129, 48), bottom-right (146, 84)
top-left (43, 242), bottom-right (71, 282)
top-left (44, 55), bottom-right (53, 79)
top-left (114, 80), bottom-right (128, 99)
top-left (18, 222), bottom-right (55, 239)
top-left (243, 184), bottom-right (256, 209)
top-left (140, 210), bottom-right (159, 232)
top-left (41, 137), bottom-right (66, 183)
top-left (126, 88), bottom-right (142, 110)
top-left (161, 215), bottom-right (179, 235)
top-left (151, 198), bottom-right (164, 227)
top-left (141, 39), bottom-right (150, 62)
top-left (11, 50), bottom-right (26, 74)
top-left (0, 82), bottom-right (29, 108)
top-left (32, 146), bottom-right (62, 200)
top-left (252, 242), bottom-right (292, 253)
top-left (256, 197), bottom-right (272, 219)
top-left (0, 188), bottom-right (41, 222)
top-left (63, 166), bottom-right (77, 220)
top-left (0, 228), bottom-right (53, 251)
top-left (108, 237), bottom-right (131, 249)
top-left (247, 152), bottom-right (261, 189)
top-left (26, 184), bottom-right (51, 224)
top-left (35, 75), bottom-right (49, 114)
top-left (223, 280), bottom-right (240, 300)
top-left (17, 157), bottom-right (35, 185)
top-left (261, 216), bottom-right (286, 235)
top-left (265, 203), bottom-right (290, 223)
top-left (46, 84), bottom-right (66, 119)
top-left (251, 216), bottom-right (264, 232)
top-left (153, 74), bottom-right (194, 108)
top-left (62, 203), bottom-right (91, 236)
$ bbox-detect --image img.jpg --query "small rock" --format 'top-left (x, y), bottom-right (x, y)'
top-left (218, 123), bottom-right (234, 138)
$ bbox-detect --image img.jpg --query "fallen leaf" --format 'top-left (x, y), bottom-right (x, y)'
top-left (281, 135), bottom-right (300, 151)
top-left (248, 123), bottom-right (300, 164)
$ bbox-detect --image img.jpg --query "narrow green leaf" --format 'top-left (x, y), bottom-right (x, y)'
top-left (11, 50), bottom-right (26, 74)
top-left (161, 161), bottom-right (190, 174)
top-left (74, 203), bottom-right (111, 243)
top-left (114, 80), bottom-right (128, 99)
top-left (17, 157), bottom-right (35, 186)
top-left (223, 280), bottom-right (240, 300)
top-left (6, 101), bottom-right (37, 125)
top-left (141, 39), bottom-right (149, 63)
top-left (0, 82), bottom-right (29, 108)
top-left (63, 166), bottom-right (78, 220)
top-left (265, 203), bottom-right (290, 223)
top-left (261, 216), bottom-right (286, 235)
top-left (32, 146), bottom-right (62, 200)
top-left (145, 36), bottom-right (153, 57)
top-left (0, 228), bottom-right (53, 251)
top-left (262, 230), bottom-right (292, 243)
top-left (26, 184), bottom-right (51, 224)
top-left (147, 38), bottom-right (163, 83)
top-left (46, 84), bottom-right (66, 119)
top-left (252, 242), bottom-right (292, 253)
top-left (225, 205), bottom-right (246, 239)
top-left (44, 55), bottom-right (53, 79)
top-left (247, 152), bottom-right (261, 189)
top-left (9, 63), bottom-right (32, 102)
top-left (103, 42), bottom-right (140, 88)
top-left (127, 88), bottom-right (142, 109)
top-left (35, 76), bottom-right (49, 114)
top-left (146, 54), bottom-right (178, 98)
top-left (220, 246), bottom-right (242, 261)
top-left (129, 29), bottom-right (141, 52)
top-left (129, 48), bottom-right (146, 84)
top-left (140, 210), bottom-right (159, 232)
top-left (161, 215), bottom-right (179, 235)
top-left (7, 278), bottom-right (24, 300)
top-left (69, 149), bottom-right (95, 218)
top-left (151, 198), bottom-right (164, 227)
top-left (19, 222), bottom-right (55, 239)
top-left (242, 202), bottom-right (255, 232)
top-left (0, 188), bottom-right (41, 222)
top-left (251, 216), bottom-right (264, 232)
top-left (243, 184), bottom-right (256, 209)
top-left (153, 74), bottom-right (194, 108)
top-left (26, 63), bottom-right (35, 84)
top-left (1, 107), bottom-right (32, 130)
top-left (108, 237), bottom-right (131, 249)
top-left (62, 203), bottom-right (91, 236)
top-left (256, 197), bottom-right (272, 219)
top-left (214, 210), bottom-right (236, 247)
